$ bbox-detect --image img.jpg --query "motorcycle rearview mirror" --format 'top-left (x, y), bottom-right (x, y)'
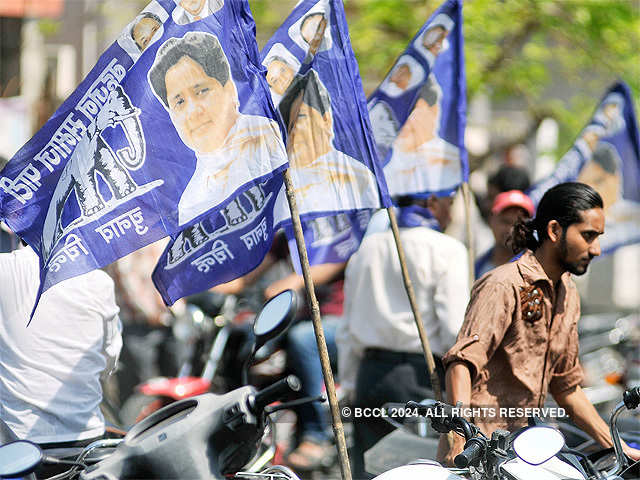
top-left (513, 426), bottom-right (565, 465)
top-left (242, 290), bottom-right (297, 384)
top-left (0, 440), bottom-right (44, 477)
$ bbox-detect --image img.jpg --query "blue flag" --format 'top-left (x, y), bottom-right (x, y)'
top-left (152, 175), bottom-right (286, 303)
top-left (0, 0), bottom-right (288, 299)
top-left (286, 210), bottom-right (374, 273)
top-left (263, 0), bottom-right (391, 267)
top-left (527, 82), bottom-right (640, 254)
top-left (261, 0), bottom-right (391, 225)
top-left (367, 0), bottom-right (467, 198)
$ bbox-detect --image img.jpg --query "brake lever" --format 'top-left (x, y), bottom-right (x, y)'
top-left (264, 394), bottom-right (326, 415)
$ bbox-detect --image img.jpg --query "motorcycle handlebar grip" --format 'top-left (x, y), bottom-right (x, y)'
top-left (623, 386), bottom-right (640, 410)
top-left (454, 439), bottom-right (484, 468)
top-left (251, 375), bottom-right (302, 413)
top-left (406, 400), bottom-right (454, 417)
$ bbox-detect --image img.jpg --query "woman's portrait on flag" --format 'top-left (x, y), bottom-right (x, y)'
top-left (368, 101), bottom-right (399, 158)
top-left (384, 77), bottom-right (461, 194)
top-left (117, 2), bottom-right (168, 61)
top-left (172, 0), bottom-right (224, 25)
top-left (379, 55), bottom-right (425, 98)
top-left (287, 0), bottom-right (333, 54)
top-left (262, 44), bottom-right (301, 105)
top-left (412, 12), bottom-right (454, 67)
top-left (578, 141), bottom-right (622, 211)
top-left (148, 31), bottom-right (286, 226)
top-left (278, 69), bottom-right (379, 212)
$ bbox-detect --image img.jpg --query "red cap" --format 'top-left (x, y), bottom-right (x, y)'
top-left (491, 190), bottom-right (535, 217)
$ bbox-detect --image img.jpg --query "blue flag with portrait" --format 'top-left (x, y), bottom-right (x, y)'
top-left (261, 0), bottom-right (391, 221)
top-left (0, 0), bottom-right (288, 304)
top-left (367, 0), bottom-right (467, 199)
top-left (527, 82), bottom-right (640, 254)
top-left (262, 0), bottom-right (392, 268)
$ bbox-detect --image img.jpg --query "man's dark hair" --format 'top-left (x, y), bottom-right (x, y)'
top-left (488, 165), bottom-right (531, 193)
top-left (148, 31), bottom-right (230, 108)
top-left (130, 12), bottom-right (162, 46)
top-left (395, 195), bottom-right (417, 207)
top-left (415, 76), bottom-right (439, 107)
top-left (510, 182), bottom-right (603, 252)
top-left (592, 142), bottom-right (619, 174)
top-left (278, 69), bottom-right (331, 128)
top-left (267, 55), bottom-right (291, 67)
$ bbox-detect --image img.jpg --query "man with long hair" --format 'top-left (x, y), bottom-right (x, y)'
top-left (439, 182), bottom-right (640, 464)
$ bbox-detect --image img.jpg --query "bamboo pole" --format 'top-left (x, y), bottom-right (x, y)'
top-left (283, 170), bottom-right (352, 480)
top-left (386, 206), bottom-right (442, 401)
top-left (281, 17), bottom-right (352, 480)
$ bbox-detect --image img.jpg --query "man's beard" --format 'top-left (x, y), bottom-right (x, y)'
top-left (559, 231), bottom-right (591, 276)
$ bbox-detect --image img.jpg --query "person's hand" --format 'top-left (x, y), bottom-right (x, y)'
top-left (264, 275), bottom-right (302, 300)
top-left (436, 432), bottom-right (465, 467)
top-left (623, 442), bottom-right (640, 462)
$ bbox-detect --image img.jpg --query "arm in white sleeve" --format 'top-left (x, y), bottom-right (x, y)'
top-left (101, 275), bottom-right (123, 378)
top-left (433, 240), bottom-right (470, 353)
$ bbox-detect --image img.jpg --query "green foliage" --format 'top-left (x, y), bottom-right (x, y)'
top-left (250, 0), bottom-right (640, 158)
top-left (38, 19), bottom-right (60, 37)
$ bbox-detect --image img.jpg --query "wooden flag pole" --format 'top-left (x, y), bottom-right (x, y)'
top-left (386, 206), bottom-right (443, 401)
top-left (283, 170), bottom-right (352, 480)
top-left (280, 17), bottom-right (352, 480)
top-left (461, 182), bottom-right (475, 285)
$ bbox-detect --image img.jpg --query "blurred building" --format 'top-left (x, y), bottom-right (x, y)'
top-left (0, 0), bottom-right (146, 159)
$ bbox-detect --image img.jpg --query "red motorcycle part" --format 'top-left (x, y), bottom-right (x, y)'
top-left (139, 376), bottom-right (212, 400)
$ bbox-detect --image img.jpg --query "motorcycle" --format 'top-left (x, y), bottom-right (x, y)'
top-left (578, 312), bottom-right (639, 413)
top-left (119, 292), bottom-right (254, 426)
top-left (367, 386), bottom-right (640, 480)
top-left (0, 290), bottom-right (320, 480)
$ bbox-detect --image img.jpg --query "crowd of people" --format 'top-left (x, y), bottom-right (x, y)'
top-left (1, 167), bottom-right (639, 478)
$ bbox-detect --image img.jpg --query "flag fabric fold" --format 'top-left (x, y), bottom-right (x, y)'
top-left (527, 81), bottom-right (640, 254)
top-left (367, 0), bottom-right (467, 199)
top-left (0, 0), bottom-right (288, 300)
top-left (285, 210), bottom-right (374, 273)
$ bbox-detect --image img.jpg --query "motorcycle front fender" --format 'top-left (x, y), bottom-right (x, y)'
top-left (372, 463), bottom-right (466, 480)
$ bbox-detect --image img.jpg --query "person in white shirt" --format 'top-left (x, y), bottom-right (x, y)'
top-left (0, 246), bottom-right (122, 445)
top-left (337, 193), bottom-right (469, 477)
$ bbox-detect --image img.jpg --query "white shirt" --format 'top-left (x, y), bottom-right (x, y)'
top-left (0, 247), bottom-right (122, 443)
top-left (336, 227), bottom-right (469, 400)
top-left (178, 113), bottom-right (287, 226)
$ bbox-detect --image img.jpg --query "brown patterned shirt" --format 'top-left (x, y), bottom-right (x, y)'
top-left (443, 250), bottom-right (584, 434)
